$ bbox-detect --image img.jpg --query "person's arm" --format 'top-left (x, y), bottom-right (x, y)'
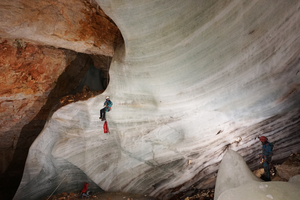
top-left (266, 144), bottom-right (272, 153)
top-left (263, 144), bottom-right (272, 156)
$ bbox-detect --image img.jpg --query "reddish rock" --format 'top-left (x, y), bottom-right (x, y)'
top-left (0, 38), bottom-right (76, 174)
top-left (0, 2), bottom-right (120, 199)
top-left (0, 37), bottom-right (112, 199)
top-left (0, 0), bottom-right (122, 56)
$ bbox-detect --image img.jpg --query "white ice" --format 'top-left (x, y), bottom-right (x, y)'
top-left (214, 150), bottom-right (300, 200)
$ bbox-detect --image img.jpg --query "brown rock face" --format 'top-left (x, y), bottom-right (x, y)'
top-left (0, 37), bottom-right (115, 199)
top-left (0, 0), bottom-right (120, 168)
top-left (0, 0), bottom-right (122, 56)
top-left (0, 39), bottom-right (72, 135)
top-left (0, 1), bottom-right (122, 198)
top-left (0, 38), bottom-right (75, 173)
top-left (0, 38), bottom-right (73, 198)
top-left (276, 154), bottom-right (300, 180)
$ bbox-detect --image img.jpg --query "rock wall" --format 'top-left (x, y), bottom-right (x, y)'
top-left (0, 0), bottom-right (122, 56)
top-left (0, 37), bottom-right (115, 199)
top-left (0, 38), bottom-right (76, 174)
top-left (14, 0), bottom-right (300, 200)
top-left (0, 1), bottom-right (122, 199)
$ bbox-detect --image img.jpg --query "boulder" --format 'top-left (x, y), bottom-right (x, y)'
top-left (276, 154), bottom-right (300, 180)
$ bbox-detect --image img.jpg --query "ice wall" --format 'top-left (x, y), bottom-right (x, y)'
top-left (15, 0), bottom-right (300, 199)
top-left (215, 150), bottom-right (300, 200)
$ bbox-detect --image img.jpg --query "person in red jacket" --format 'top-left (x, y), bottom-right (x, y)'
top-left (80, 182), bottom-right (89, 198)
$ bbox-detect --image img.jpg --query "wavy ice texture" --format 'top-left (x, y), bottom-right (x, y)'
top-left (215, 150), bottom-right (300, 200)
top-left (15, 0), bottom-right (300, 199)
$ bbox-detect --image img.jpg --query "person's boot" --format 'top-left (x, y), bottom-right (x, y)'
top-left (260, 174), bottom-right (271, 181)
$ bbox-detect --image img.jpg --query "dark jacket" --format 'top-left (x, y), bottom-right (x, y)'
top-left (262, 142), bottom-right (273, 163)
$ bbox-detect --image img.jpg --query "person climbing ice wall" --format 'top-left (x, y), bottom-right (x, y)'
top-left (99, 96), bottom-right (113, 121)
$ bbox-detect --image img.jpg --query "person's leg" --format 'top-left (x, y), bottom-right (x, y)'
top-left (102, 108), bottom-right (107, 120)
top-left (263, 161), bottom-right (270, 181)
top-left (100, 108), bottom-right (105, 119)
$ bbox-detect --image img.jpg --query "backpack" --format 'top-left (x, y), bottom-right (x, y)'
top-left (268, 142), bottom-right (274, 151)
top-left (104, 121), bottom-right (109, 133)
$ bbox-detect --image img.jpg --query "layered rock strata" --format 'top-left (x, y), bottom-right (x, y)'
top-left (14, 0), bottom-right (300, 200)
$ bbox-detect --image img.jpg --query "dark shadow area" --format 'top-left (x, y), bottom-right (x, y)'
top-left (74, 62), bottom-right (105, 93)
top-left (0, 52), bottom-right (112, 200)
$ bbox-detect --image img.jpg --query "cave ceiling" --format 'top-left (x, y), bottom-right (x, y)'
top-left (0, 0), bottom-right (300, 200)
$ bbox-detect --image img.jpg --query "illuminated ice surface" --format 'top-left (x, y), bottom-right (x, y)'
top-left (215, 150), bottom-right (300, 200)
top-left (14, 0), bottom-right (300, 199)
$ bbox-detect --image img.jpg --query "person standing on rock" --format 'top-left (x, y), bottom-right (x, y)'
top-left (259, 136), bottom-right (274, 181)
top-left (99, 96), bottom-right (113, 121)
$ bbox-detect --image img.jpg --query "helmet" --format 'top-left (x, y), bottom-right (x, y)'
top-left (259, 136), bottom-right (267, 142)
top-left (106, 96), bottom-right (110, 99)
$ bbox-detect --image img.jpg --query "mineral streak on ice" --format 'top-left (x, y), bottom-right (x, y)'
top-left (15, 0), bottom-right (300, 199)
top-left (214, 150), bottom-right (300, 200)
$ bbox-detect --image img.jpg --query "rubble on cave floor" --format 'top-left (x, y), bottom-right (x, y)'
top-left (41, 192), bottom-right (157, 200)
top-left (182, 189), bottom-right (214, 200)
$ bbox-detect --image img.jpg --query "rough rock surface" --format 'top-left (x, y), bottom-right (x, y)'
top-left (14, 0), bottom-right (300, 200)
top-left (0, 0), bottom-right (122, 56)
top-left (0, 37), bottom-right (113, 199)
top-left (0, 37), bottom-right (76, 174)
top-left (276, 153), bottom-right (300, 180)
top-left (0, 1), bottom-right (121, 198)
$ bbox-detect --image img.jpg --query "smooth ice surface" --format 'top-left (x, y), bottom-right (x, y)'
top-left (215, 150), bottom-right (300, 200)
top-left (214, 149), bottom-right (263, 199)
top-left (289, 175), bottom-right (300, 183)
top-left (15, 0), bottom-right (300, 199)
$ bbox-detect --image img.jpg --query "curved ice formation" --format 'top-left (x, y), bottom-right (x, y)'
top-left (215, 150), bottom-right (300, 200)
top-left (15, 0), bottom-right (300, 199)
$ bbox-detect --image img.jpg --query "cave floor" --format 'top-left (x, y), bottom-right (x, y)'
top-left (41, 192), bottom-right (158, 200)
top-left (41, 153), bottom-right (300, 200)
